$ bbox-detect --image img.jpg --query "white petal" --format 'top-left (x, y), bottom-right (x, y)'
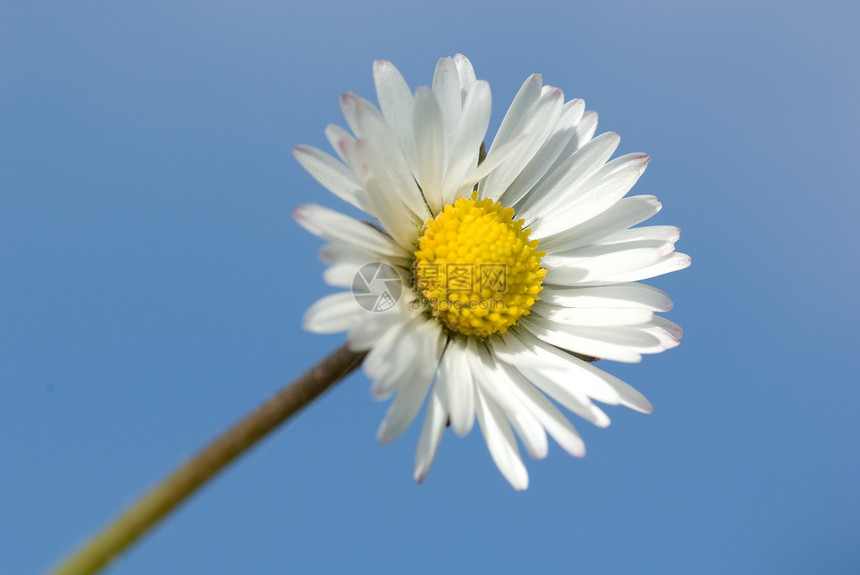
top-left (600, 252), bottom-right (692, 283)
top-left (319, 250), bottom-right (409, 290)
top-left (318, 247), bottom-right (379, 288)
top-left (347, 309), bottom-right (403, 351)
top-left (519, 315), bottom-right (644, 363)
top-left (376, 324), bottom-right (443, 443)
top-left (482, 385), bottom-right (548, 460)
top-left (366, 315), bottom-right (444, 398)
top-left (441, 80), bottom-right (491, 204)
top-left (458, 133), bottom-right (529, 197)
top-left (350, 139), bottom-right (424, 248)
top-left (482, 86), bottom-right (564, 202)
top-left (345, 94), bottom-right (430, 222)
top-left (562, 98), bottom-right (586, 128)
top-left (539, 283), bottom-right (674, 312)
top-left (365, 320), bottom-right (416, 399)
top-left (550, 321), bottom-right (665, 351)
top-left (324, 124), bottom-right (354, 165)
top-left (319, 242), bottom-right (411, 271)
top-left (347, 300), bottom-right (413, 352)
top-left (537, 108), bottom-right (598, 180)
top-left (494, 332), bottom-right (613, 426)
top-left (376, 370), bottom-right (433, 444)
top-left (373, 60), bottom-right (416, 172)
top-left (531, 153), bottom-right (651, 238)
top-left (330, 255), bottom-right (395, 289)
top-left (517, 131), bottom-right (620, 221)
top-left (494, 357), bottom-right (587, 457)
top-left (414, 376), bottom-right (448, 483)
top-left (412, 87), bottom-right (445, 214)
top-left (302, 292), bottom-right (364, 333)
top-left (496, 330), bottom-right (618, 404)
top-left (533, 302), bottom-right (654, 327)
top-left (321, 262), bottom-right (363, 288)
top-left (440, 338), bottom-right (476, 436)
top-left (491, 74), bottom-right (542, 146)
top-left (339, 92), bottom-right (362, 136)
top-left (333, 130), bottom-right (360, 174)
top-left (504, 329), bottom-right (653, 414)
top-left (471, 345), bottom-right (548, 459)
top-left (550, 238), bottom-right (675, 261)
top-left (292, 204), bottom-right (409, 260)
top-left (499, 98), bottom-right (588, 207)
top-left (630, 316), bottom-right (683, 353)
top-left (571, 109), bottom-right (599, 150)
top-left (538, 195), bottom-right (662, 252)
top-left (475, 385), bottom-right (529, 490)
top-left (633, 325), bottom-right (680, 352)
top-left (432, 57), bottom-right (462, 170)
top-left (650, 315), bottom-right (684, 340)
top-left (536, 99), bottom-right (587, 177)
top-left (453, 53), bottom-right (477, 94)
top-left (595, 225), bottom-right (680, 246)
top-left (293, 145), bottom-right (364, 210)
top-left (556, 237), bottom-right (678, 265)
top-left (543, 247), bottom-right (668, 285)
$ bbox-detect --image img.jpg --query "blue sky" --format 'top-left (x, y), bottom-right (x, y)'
top-left (2, 2), bottom-right (858, 574)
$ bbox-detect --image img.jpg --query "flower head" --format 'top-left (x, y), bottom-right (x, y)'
top-left (294, 55), bottom-right (690, 489)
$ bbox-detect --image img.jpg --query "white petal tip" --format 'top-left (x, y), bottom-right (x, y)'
top-left (340, 92), bottom-right (358, 108)
top-left (593, 416), bottom-right (611, 429)
top-left (473, 79), bottom-right (490, 93)
top-left (414, 85), bottom-right (432, 97)
top-left (345, 337), bottom-right (372, 353)
top-left (413, 468), bottom-right (427, 484)
top-left (292, 145), bottom-right (308, 158)
top-left (528, 447), bottom-right (549, 461)
top-left (376, 430), bottom-right (393, 445)
top-left (562, 441), bottom-right (587, 458)
top-left (369, 387), bottom-right (391, 402)
top-left (291, 205), bottom-right (308, 220)
top-left (630, 399), bottom-right (654, 415)
top-left (451, 418), bottom-right (474, 438)
top-left (604, 131), bottom-right (621, 144)
top-left (634, 153), bottom-right (651, 171)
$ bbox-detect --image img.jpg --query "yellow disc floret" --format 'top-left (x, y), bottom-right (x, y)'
top-left (413, 192), bottom-right (546, 337)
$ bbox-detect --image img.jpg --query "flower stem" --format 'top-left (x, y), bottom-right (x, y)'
top-left (48, 344), bottom-right (366, 575)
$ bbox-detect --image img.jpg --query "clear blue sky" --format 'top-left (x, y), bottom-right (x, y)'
top-left (2, 2), bottom-right (858, 574)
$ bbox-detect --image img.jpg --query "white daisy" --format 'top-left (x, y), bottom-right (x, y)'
top-left (293, 54), bottom-right (690, 490)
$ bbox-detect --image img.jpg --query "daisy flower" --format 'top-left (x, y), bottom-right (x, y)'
top-left (293, 54), bottom-right (690, 490)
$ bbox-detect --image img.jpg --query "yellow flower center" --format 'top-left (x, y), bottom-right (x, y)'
top-left (412, 192), bottom-right (546, 337)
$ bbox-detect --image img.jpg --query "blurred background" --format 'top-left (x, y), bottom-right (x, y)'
top-left (2, 1), bottom-right (858, 573)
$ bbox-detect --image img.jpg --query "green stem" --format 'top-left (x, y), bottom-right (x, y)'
top-left (48, 344), bottom-right (366, 575)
